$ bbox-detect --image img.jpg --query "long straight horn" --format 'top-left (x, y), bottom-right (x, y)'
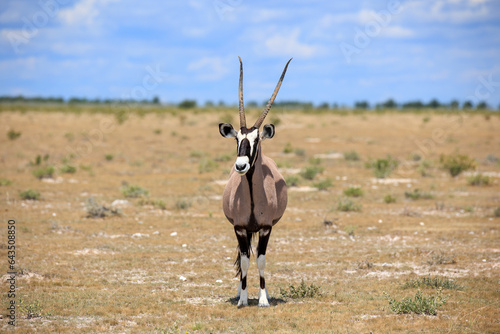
top-left (238, 56), bottom-right (246, 129)
top-left (254, 57), bottom-right (292, 128)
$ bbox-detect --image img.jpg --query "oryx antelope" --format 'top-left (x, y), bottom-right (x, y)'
top-left (219, 57), bottom-right (291, 307)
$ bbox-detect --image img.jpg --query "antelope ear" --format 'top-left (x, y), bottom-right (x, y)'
top-left (219, 123), bottom-right (237, 138)
top-left (260, 124), bottom-right (275, 141)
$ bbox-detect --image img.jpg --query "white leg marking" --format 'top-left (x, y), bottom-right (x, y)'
top-left (257, 254), bottom-right (266, 278)
top-left (238, 289), bottom-right (248, 307)
top-left (257, 255), bottom-right (269, 307)
top-left (241, 255), bottom-right (249, 279)
top-left (236, 281), bottom-right (241, 298)
top-left (238, 255), bottom-right (250, 307)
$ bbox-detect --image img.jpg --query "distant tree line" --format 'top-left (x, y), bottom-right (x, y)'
top-left (0, 95), bottom-right (497, 111)
top-left (0, 95), bottom-right (161, 105)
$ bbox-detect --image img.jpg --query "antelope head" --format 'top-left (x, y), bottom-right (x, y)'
top-left (219, 57), bottom-right (292, 175)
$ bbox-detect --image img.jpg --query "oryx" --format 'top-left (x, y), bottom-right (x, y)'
top-left (219, 57), bottom-right (291, 307)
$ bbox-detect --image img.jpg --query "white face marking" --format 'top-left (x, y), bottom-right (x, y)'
top-left (234, 129), bottom-right (259, 175)
top-left (235, 156), bottom-right (250, 174)
top-left (245, 130), bottom-right (259, 156)
top-left (236, 129), bottom-right (259, 156)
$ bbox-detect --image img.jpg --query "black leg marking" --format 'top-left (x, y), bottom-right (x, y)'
top-left (235, 227), bottom-right (249, 291)
top-left (257, 227), bottom-right (272, 290)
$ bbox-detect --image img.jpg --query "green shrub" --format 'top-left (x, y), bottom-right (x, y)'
top-left (176, 199), bottom-right (191, 210)
top-left (344, 225), bottom-right (357, 236)
top-left (404, 189), bottom-right (434, 200)
top-left (313, 178), bottom-right (333, 191)
top-left (494, 207), bottom-right (500, 218)
top-left (384, 289), bottom-right (447, 315)
top-left (440, 153), bottom-right (476, 177)
top-left (60, 164), bottom-right (77, 174)
top-left (214, 154), bottom-right (232, 162)
top-left (32, 165), bottom-right (55, 179)
top-left (121, 184), bottom-right (149, 198)
top-left (300, 165), bottom-right (324, 180)
top-left (138, 198), bottom-right (167, 210)
top-left (369, 155), bottom-right (398, 178)
top-left (294, 148), bottom-right (306, 157)
top-left (0, 178), bottom-right (12, 186)
top-left (308, 157), bottom-right (322, 165)
top-left (115, 109), bottom-right (128, 124)
top-left (283, 142), bottom-right (293, 154)
top-left (285, 175), bottom-right (300, 187)
top-left (466, 173), bottom-right (491, 186)
top-left (19, 189), bottom-right (41, 200)
top-left (85, 197), bottom-right (121, 218)
top-left (19, 298), bottom-right (44, 319)
top-left (337, 197), bottom-right (362, 212)
top-left (280, 280), bottom-right (322, 299)
top-left (344, 150), bottom-right (360, 161)
top-left (403, 276), bottom-right (462, 290)
top-left (418, 160), bottom-right (433, 177)
top-left (190, 150), bottom-right (205, 158)
top-left (343, 186), bottom-right (363, 197)
top-left (384, 194), bottom-right (396, 203)
top-left (270, 115), bottom-right (281, 126)
top-left (198, 158), bottom-right (218, 173)
top-left (427, 251), bottom-right (456, 265)
top-left (29, 154), bottom-right (50, 168)
top-left (178, 99), bottom-right (197, 109)
top-left (105, 154), bottom-right (114, 161)
top-left (7, 129), bottom-right (21, 140)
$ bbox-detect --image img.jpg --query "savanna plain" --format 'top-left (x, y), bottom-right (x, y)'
top-left (1, 106), bottom-right (499, 333)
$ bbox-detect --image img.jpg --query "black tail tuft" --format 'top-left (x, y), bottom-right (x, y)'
top-left (234, 232), bottom-right (255, 277)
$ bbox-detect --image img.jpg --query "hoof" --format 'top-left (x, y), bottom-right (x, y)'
top-left (237, 288), bottom-right (248, 307)
top-left (237, 299), bottom-right (248, 308)
top-left (258, 302), bottom-right (270, 308)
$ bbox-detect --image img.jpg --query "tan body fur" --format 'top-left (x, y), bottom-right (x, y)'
top-left (223, 148), bottom-right (287, 232)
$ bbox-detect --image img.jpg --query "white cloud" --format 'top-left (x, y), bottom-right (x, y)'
top-left (403, 0), bottom-right (491, 23)
top-left (263, 28), bottom-right (318, 58)
top-left (187, 56), bottom-right (231, 81)
top-left (58, 0), bottom-right (118, 26)
top-left (381, 26), bottom-right (414, 38)
top-left (0, 1), bottom-right (30, 24)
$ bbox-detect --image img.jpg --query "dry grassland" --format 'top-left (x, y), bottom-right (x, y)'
top-left (1, 108), bottom-right (499, 333)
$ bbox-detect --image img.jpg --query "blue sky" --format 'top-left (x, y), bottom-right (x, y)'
top-left (1, 0), bottom-right (499, 107)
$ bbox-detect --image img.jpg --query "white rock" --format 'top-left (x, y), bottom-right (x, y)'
top-left (131, 233), bottom-right (149, 238)
top-left (179, 276), bottom-right (187, 281)
top-left (111, 199), bottom-right (131, 208)
top-left (170, 232), bottom-right (177, 236)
